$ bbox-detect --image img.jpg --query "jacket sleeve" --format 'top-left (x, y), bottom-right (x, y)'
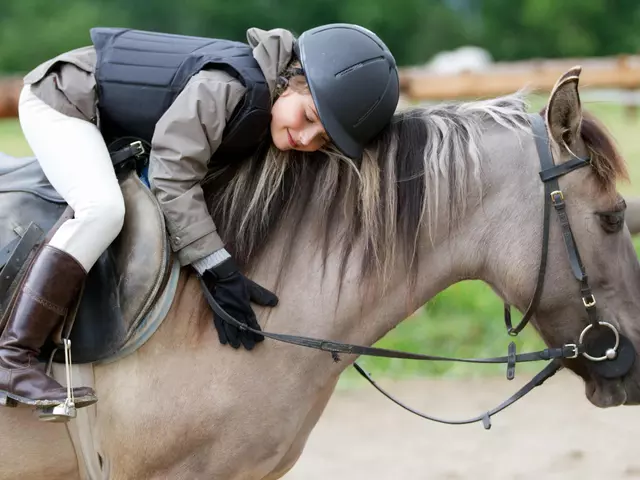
top-left (148, 70), bottom-right (246, 266)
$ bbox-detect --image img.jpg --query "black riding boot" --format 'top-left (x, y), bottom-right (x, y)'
top-left (0, 245), bottom-right (97, 408)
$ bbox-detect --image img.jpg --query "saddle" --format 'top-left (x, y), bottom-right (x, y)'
top-left (0, 149), bottom-right (178, 364)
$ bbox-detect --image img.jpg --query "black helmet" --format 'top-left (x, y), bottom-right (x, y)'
top-left (294, 24), bottom-right (400, 159)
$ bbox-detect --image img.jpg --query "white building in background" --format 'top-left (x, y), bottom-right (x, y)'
top-left (426, 46), bottom-right (493, 75)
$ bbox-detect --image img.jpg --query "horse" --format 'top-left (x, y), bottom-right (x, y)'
top-left (0, 66), bottom-right (639, 479)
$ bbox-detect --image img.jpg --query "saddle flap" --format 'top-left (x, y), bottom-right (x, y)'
top-left (110, 171), bottom-right (171, 335)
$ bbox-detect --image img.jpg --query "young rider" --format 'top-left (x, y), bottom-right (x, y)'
top-left (4, 24), bottom-right (399, 410)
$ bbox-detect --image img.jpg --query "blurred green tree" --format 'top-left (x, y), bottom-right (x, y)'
top-left (2, 0), bottom-right (640, 73)
top-left (478, 0), bottom-right (640, 60)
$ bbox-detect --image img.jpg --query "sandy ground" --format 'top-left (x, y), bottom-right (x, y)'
top-left (284, 370), bottom-right (640, 480)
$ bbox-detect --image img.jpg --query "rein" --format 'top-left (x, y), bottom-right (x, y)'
top-left (202, 113), bottom-right (633, 430)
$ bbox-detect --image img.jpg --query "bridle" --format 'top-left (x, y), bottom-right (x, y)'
top-left (201, 113), bottom-right (635, 430)
top-left (503, 114), bottom-right (634, 380)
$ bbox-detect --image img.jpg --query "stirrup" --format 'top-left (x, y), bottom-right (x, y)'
top-left (38, 338), bottom-right (77, 423)
top-left (38, 399), bottom-right (76, 423)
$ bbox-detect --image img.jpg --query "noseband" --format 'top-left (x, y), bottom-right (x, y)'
top-left (202, 113), bottom-right (635, 430)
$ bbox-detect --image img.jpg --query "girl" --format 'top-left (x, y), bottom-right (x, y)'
top-left (3, 23), bottom-right (399, 409)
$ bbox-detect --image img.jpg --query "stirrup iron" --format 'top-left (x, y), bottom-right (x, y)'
top-left (38, 338), bottom-right (76, 423)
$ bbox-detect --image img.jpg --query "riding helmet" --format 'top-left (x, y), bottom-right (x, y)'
top-left (294, 23), bottom-right (400, 159)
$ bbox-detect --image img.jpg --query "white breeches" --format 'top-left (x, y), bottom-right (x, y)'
top-left (18, 85), bottom-right (125, 271)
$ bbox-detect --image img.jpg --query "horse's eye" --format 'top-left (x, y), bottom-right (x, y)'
top-left (596, 198), bottom-right (626, 234)
top-left (598, 211), bottom-right (625, 234)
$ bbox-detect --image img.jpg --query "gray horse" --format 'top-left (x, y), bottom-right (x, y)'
top-left (0, 66), bottom-right (639, 479)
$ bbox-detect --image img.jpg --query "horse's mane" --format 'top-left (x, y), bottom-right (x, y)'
top-left (201, 92), bottom-right (537, 289)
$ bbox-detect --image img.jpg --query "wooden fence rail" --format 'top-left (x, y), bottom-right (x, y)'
top-left (398, 54), bottom-right (640, 101)
top-left (2, 54), bottom-right (640, 118)
top-left (0, 76), bottom-right (22, 118)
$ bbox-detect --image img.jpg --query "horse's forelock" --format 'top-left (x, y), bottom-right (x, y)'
top-left (580, 112), bottom-right (629, 194)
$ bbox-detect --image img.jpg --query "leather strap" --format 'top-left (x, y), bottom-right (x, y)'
top-left (354, 359), bottom-right (563, 429)
top-left (109, 139), bottom-right (149, 177)
top-left (0, 237), bottom-right (20, 271)
top-left (110, 140), bottom-right (146, 167)
top-left (539, 156), bottom-right (590, 182)
top-left (551, 191), bottom-right (587, 281)
top-left (0, 223), bottom-right (45, 292)
top-left (505, 114), bottom-right (593, 335)
top-left (200, 277), bottom-right (580, 366)
top-left (505, 114), bottom-right (555, 335)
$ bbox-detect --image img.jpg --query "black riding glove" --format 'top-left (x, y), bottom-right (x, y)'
top-left (200, 257), bottom-right (278, 350)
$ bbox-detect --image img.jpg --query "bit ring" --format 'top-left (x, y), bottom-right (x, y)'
top-left (578, 321), bottom-right (620, 362)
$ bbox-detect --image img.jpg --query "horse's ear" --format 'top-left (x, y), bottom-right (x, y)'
top-left (545, 66), bottom-right (583, 155)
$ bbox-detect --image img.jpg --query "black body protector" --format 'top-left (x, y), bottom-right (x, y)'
top-left (91, 27), bottom-right (272, 160)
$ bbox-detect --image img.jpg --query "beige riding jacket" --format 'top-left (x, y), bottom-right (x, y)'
top-left (22, 28), bottom-right (295, 265)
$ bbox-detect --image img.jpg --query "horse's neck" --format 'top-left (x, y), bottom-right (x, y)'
top-left (247, 201), bottom-right (483, 362)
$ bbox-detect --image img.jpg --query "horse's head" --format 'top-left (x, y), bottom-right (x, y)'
top-left (482, 67), bottom-right (640, 407)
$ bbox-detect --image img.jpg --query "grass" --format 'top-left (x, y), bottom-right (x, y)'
top-left (0, 118), bottom-right (32, 157)
top-left (3, 95), bottom-right (640, 385)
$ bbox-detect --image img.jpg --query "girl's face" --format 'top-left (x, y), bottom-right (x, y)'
top-left (270, 87), bottom-right (330, 152)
